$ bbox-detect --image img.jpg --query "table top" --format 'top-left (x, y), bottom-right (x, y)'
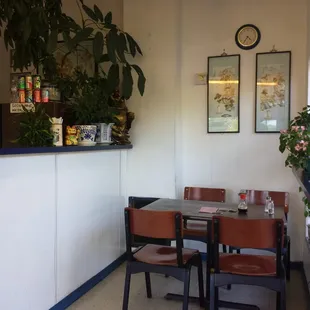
top-left (143, 198), bottom-right (285, 221)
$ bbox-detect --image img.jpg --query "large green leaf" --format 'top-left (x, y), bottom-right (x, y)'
top-left (119, 33), bottom-right (128, 52)
top-left (126, 33), bottom-right (143, 57)
top-left (105, 12), bottom-right (112, 24)
top-left (122, 65), bottom-right (133, 99)
top-left (116, 34), bottom-right (127, 63)
top-left (106, 29), bottom-right (117, 64)
top-left (99, 54), bottom-right (110, 63)
top-left (63, 31), bottom-right (74, 51)
top-left (126, 33), bottom-right (136, 57)
top-left (93, 31), bottom-right (104, 63)
top-left (23, 17), bottom-right (31, 43)
top-left (94, 5), bottom-right (103, 22)
top-left (82, 4), bottom-right (98, 21)
top-left (47, 29), bottom-right (58, 54)
top-left (107, 64), bottom-right (120, 94)
top-left (71, 27), bottom-right (93, 46)
top-left (132, 64), bottom-right (146, 96)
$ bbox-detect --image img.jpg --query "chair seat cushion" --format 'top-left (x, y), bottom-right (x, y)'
top-left (219, 254), bottom-right (276, 276)
top-left (133, 244), bottom-right (199, 266)
top-left (183, 221), bottom-right (208, 237)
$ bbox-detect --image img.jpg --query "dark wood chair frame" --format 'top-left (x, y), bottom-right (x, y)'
top-left (123, 208), bottom-right (205, 310)
top-left (229, 190), bottom-right (291, 281)
top-left (183, 187), bottom-right (227, 251)
top-left (210, 218), bottom-right (286, 310)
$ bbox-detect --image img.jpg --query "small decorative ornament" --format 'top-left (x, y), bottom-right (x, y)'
top-left (51, 117), bottom-right (63, 147)
top-left (65, 126), bottom-right (80, 146)
top-left (235, 24), bottom-right (261, 50)
top-left (93, 123), bottom-right (114, 144)
top-left (75, 125), bottom-right (97, 146)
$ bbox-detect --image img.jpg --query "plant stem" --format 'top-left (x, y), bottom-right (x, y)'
top-left (76, 0), bottom-right (85, 28)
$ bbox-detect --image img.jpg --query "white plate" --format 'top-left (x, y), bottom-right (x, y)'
top-left (97, 142), bottom-right (113, 146)
top-left (78, 141), bottom-right (97, 147)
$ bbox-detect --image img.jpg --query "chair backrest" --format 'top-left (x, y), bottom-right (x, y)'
top-left (212, 216), bottom-right (284, 249)
top-left (212, 216), bottom-right (284, 276)
top-left (125, 207), bottom-right (182, 239)
top-left (246, 190), bottom-right (289, 215)
top-left (184, 187), bottom-right (226, 202)
top-left (128, 196), bottom-right (160, 209)
top-left (128, 196), bottom-right (169, 247)
top-left (124, 208), bottom-right (184, 266)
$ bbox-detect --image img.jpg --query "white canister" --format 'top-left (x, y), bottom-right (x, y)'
top-left (51, 117), bottom-right (63, 147)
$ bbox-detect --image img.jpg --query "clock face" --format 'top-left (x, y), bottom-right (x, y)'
top-left (235, 24), bottom-right (261, 50)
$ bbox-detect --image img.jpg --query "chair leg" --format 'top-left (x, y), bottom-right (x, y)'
top-left (209, 274), bottom-right (216, 310)
top-left (145, 272), bottom-right (152, 298)
top-left (237, 249), bottom-right (241, 254)
top-left (281, 280), bottom-right (286, 310)
top-left (286, 239), bottom-right (291, 281)
top-left (183, 269), bottom-right (191, 310)
top-left (122, 265), bottom-right (132, 310)
top-left (226, 246), bottom-right (232, 291)
top-left (197, 256), bottom-right (205, 307)
top-left (222, 245), bottom-right (227, 253)
top-left (215, 287), bottom-right (219, 310)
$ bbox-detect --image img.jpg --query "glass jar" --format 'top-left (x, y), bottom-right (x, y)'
top-left (238, 190), bottom-right (248, 213)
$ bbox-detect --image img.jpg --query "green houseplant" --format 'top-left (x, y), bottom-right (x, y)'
top-left (279, 106), bottom-right (310, 169)
top-left (14, 104), bottom-right (54, 147)
top-left (1, 0), bottom-right (145, 145)
top-left (2, 0), bottom-right (146, 100)
top-left (279, 106), bottom-right (310, 216)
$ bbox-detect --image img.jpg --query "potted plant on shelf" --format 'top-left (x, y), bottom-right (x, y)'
top-left (14, 104), bottom-right (54, 147)
top-left (60, 69), bottom-right (118, 145)
top-left (3, 1), bottom-right (145, 146)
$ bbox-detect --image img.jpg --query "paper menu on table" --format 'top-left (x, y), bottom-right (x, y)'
top-left (199, 207), bottom-right (219, 214)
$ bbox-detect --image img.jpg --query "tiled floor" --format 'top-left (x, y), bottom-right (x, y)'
top-left (69, 263), bottom-right (309, 310)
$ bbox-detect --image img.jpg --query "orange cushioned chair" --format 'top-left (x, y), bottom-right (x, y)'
top-left (231, 190), bottom-right (290, 281)
top-left (183, 187), bottom-right (227, 250)
top-left (210, 216), bottom-right (286, 310)
top-left (123, 207), bottom-right (204, 310)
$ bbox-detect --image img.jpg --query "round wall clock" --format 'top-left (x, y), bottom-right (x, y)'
top-left (235, 24), bottom-right (261, 50)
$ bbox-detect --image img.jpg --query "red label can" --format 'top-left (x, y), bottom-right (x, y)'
top-left (34, 89), bottom-right (41, 102)
top-left (19, 90), bottom-right (25, 103)
top-left (25, 75), bottom-right (33, 90)
top-left (41, 89), bottom-right (49, 103)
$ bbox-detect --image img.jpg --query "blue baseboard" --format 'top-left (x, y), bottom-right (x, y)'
top-left (50, 253), bottom-right (127, 310)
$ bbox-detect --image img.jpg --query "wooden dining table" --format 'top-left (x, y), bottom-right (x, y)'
top-left (142, 198), bottom-right (286, 310)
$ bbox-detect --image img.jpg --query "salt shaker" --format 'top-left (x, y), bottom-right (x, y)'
top-left (265, 196), bottom-right (271, 213)
top-left (268, 200), bottom-right (275, 215)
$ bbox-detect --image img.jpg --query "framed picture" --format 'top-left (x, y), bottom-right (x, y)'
top-left (207, 54), bottom-right (240, 133)
top-left (38, 39), bottom-right (97, 78)
top-left (255, 51), bottom-right (291, 133)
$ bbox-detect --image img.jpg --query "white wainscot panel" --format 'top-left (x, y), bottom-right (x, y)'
top-left (56, 151), bottom-right (125, 301)
top-left (0, 155), bottom-right (56, 310)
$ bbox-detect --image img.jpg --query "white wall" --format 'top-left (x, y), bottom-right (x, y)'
top-left (124, 0), bottom-right (308, 261)
top-left (0, 150), bottom-right (127, 310)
